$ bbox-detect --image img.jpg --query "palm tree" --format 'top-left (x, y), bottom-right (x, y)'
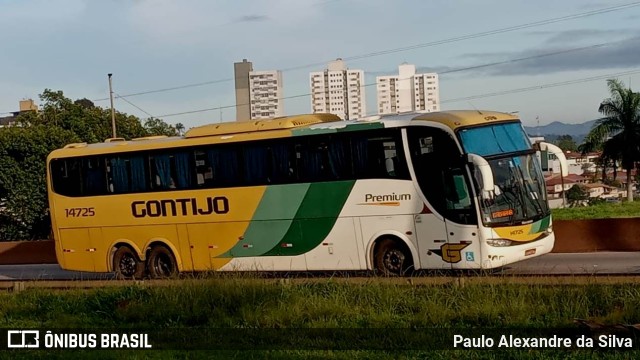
top-left (582, 79), bottom-right (640, 201)
top-left (175, 123), bottom-right (185, 136)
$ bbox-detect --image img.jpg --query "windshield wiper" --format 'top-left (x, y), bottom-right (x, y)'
top-left (514, 163), bottom-right (545, 217)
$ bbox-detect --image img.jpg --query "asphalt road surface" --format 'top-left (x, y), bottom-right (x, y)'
top-left (0, 252), bottom-right (638, 280)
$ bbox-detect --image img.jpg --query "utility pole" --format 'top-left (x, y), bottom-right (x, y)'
top-left (108, 73), bottom-right (116, 138)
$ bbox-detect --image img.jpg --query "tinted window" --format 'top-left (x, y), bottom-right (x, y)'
top-left (458, 122), bottom-right (531, 156)
top-left (51, 159), bottom-right (83, 197)
top-left (49, 128), bottom-right (410, 197)
top-left (408, 127), bottom-right (476, 224)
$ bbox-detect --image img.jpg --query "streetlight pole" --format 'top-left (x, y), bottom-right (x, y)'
top-left (108, 73), bottom-right (116, 138)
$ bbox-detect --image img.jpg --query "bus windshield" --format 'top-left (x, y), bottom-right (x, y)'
top-left (481, 154), bottom-right (549, 225)
top-left (458, 122), bottom-right (549, 226)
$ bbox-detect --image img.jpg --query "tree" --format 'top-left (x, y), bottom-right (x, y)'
top-left (555, 135), bottom-right (578, 152)
top-left (0, 89), bottom-right (180, 240)
top-left (566, 184), bottom-right (588, 207)
top-left (144, 117), bottom-right (179, 137)
top-left (581, 79), bottom-right (640, 202)
top-left (175, 122), bottom-right (185, 136)
top-left (0, 126), bottom-right (79, 240)
top-left (19, 89), bottom-right (149, 143)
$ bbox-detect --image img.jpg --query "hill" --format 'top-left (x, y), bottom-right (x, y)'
top-left (524, 119), bottom-right (598, 144)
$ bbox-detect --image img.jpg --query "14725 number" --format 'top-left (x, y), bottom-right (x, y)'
top-left (65, 207), bottom-right (95, 217)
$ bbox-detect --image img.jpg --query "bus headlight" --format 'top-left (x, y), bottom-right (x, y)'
top-left (487, 239), bottom-right (512, 247)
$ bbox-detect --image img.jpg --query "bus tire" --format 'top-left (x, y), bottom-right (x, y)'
top-left (374, 238), bottom-right (413, 276)
top-left (147, 245), bottom-right (178, 279)
top-left (113, 246), bottom-right (145, 280)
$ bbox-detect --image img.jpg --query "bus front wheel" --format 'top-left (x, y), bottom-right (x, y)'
top-left (113, 246), bottom-right (145, 280)
top-left (147, 245), bottom-right (178, 279)
top-left (374, 238), bottom-right (413, 276)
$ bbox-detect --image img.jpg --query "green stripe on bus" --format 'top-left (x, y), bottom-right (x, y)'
top-left (291, 122), bottom-right (384, 136)
top-left (539, 215), bottom-right (551, 232)
top-left (336, 122), bottom-right (384, 132)
top-left (224, 220), bottom-right (293, 258)
top-left (220, 184), bottom-right (309, 257)
top-left (263, 180), bottom-right (355, 256)
top-left (291, 128), bottom-right (337, 136)
top-left (531, 215), bottom-right (551, 233)
top-left (252, 184), bottom-right (310, 220)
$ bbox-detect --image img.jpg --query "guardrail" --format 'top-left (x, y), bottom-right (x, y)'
top-left (0, 240), bottom-right (56, 265)
top-left (552, 218), bottom-right (640, 253)
top-left (0, 218), bottom-right (637, 265)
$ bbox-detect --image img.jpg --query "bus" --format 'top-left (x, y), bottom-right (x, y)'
top-left (46, 111), bottom-right (568, 278)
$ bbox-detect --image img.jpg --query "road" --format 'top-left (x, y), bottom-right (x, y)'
top-left (0, 252), bottom-right (638, 280)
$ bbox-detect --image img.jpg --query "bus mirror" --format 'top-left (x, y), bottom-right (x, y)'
top-left (537, 142), bottom-right (568, 177)
top-left (467, 153), bottom-right (495, 200)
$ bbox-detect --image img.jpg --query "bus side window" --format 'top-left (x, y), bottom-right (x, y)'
top-left (326, 135), bottom-right (352, 180)
top-left (269, 141), bottom-right (294, 184)
top-left (83, 157), bottom-right (107, 196)
top-left (173, 151), bottom-right (192, 189)
top-left (194, 150), bottom-right (210, 186)
top-left (243, 142), bottom-right (269, 185)
top-left (51, 158), bottom-right (82, 196)
top-left (207, 146), bottom-right (241, 187)
top-left (356, 131), bottom-right (408, 179)
top-left (296, 137), bottom-right (330, 182)
top-left (107, 155), bottom-right (148, 193)
top-left (443, 168), bottom-right (475, 225)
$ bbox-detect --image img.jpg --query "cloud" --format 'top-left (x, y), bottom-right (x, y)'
top-left (425, 30), bottom-right (640, 77)
top-left (236, 15), bottom-right (269, 23)
top-left (126, 0), bottom-right (231, 44)
top-left (0, 0), bottom-right (86, 22)
top-left (539, 29), bottom-right (635, 45)
top-left (478, 36), bottom-right (640, 76)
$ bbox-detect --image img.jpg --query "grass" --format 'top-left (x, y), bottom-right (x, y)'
top-left (0, 278), bottom-right (639, 358)
top-left (551, 200), bottom-right (640, 220)
top-left (4, 278), bottom-right (639, 329)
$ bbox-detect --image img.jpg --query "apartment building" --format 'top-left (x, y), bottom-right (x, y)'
top-left (249, 70), bottom-right (284, 120)
top-left (0, 99), bottom-right (37, 127)
top-left (234, 59), bottom-right (284, 121)
top-left (376, 63), bottom-right (439, 115)
top-left (310, 59), bottom-right (366, 120)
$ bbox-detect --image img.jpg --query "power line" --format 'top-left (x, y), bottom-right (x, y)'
top-left (440, 68), bottom-right (640, 104)
top-left (435, 40), bottom-right (623, 76)
top-left (115, 93), bottom-right (155, 118)
top-left (334, 1), bottom-right (640, 63)
top-left (91, 1), bottom-right (640, 102)
top-left (153, 39), bottom-right (637, 118)
top-left (93, 78), bottom-right (233, 102)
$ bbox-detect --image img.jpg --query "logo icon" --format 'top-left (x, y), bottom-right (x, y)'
top-left (429, 243), bottom-right (471, 263)
top-left (7, 330), bottom-right (39, 348)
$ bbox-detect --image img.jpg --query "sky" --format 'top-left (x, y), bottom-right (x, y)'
top-left (1, 0), bottom-right (639, 130)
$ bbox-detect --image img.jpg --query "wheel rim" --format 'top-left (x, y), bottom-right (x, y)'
top-left (119, 254), bottom-right (138, 277)
top-left (153, 253), bottom-right (174, 277)
top-left (383, 249), bottom-right (405, 274)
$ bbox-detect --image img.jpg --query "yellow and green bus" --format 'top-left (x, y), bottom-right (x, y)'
top-left (46, 111), bottom-right (567, 278)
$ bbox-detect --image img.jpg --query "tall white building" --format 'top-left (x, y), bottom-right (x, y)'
top-left (249, 70), bottom-right (284, 120)
top-left (376, 63), bottom-right (440, 115)
top-left (310, 59), bottom-right (366, 120)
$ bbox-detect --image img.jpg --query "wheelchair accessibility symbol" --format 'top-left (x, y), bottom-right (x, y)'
top-left (465, 252), bottom-right (474, 262)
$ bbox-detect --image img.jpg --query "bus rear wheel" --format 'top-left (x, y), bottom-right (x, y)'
top-left (147, 245), bottom-right (178, 279)
top-left (113, 246), bottom-right (145, 280)
top-left (374, 238), bottom-right (413, 276)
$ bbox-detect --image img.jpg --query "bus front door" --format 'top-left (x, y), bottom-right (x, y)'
top-left (442, 167), bottom-right (480, 270)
